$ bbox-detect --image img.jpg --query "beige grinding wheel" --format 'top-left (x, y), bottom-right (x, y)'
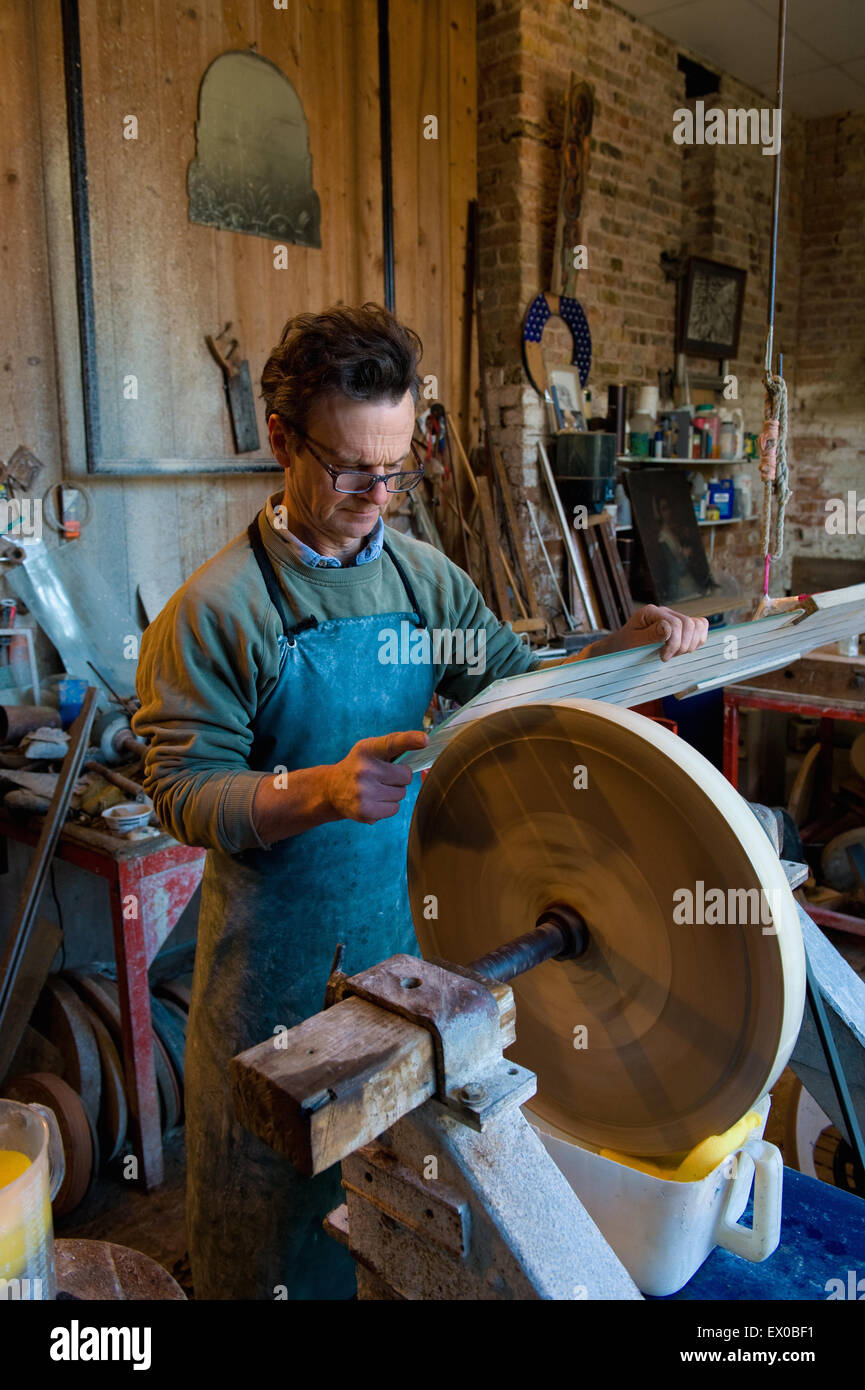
top-left (408, 699), bottom-right (806, 1157)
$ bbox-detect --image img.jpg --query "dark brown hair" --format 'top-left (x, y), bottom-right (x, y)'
top-left (260, 302), bottom-right (423, 433)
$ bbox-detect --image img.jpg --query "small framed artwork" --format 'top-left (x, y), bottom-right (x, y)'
top-left (547, 364), bottom-right (586, 426)
top-left (678, 257), bottom-right (747, 359)
top-left (626, 469), bottom-right (717, 605)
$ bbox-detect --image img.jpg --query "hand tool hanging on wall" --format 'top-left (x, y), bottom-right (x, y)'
top-left (205, 323), bottom-right (261, 454)
top-left (754, 0), bottom-right (792, 620)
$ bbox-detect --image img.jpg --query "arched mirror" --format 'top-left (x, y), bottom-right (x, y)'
top-left (188, 50), bottom-right (321, 247)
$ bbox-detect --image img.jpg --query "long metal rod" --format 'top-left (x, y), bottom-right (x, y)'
top-left (527, 497), bottom-right (575, 629)
top-left (377, 0), bottom-right (395, 312)
top-left (60, 0), bottom-right (101, 469)
top-left (764, 0), bottom-right (787, 383)
top-left (537, 442), bottom-right (602, 628)
top-left (0, 687), bottom-right (98, 1075)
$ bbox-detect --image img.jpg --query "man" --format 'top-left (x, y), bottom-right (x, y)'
top-left (134, 303), bottom-right (707, 1300)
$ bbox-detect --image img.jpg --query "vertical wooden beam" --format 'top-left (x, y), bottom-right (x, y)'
top-left (476, 476), bottom-right (513, 620)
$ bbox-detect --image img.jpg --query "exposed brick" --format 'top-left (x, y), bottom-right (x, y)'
top-left (476, 0), bottom-right (859, 601)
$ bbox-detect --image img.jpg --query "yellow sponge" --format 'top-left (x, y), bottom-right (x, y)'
top-left (601, 1110), bottom-right (762, 1183)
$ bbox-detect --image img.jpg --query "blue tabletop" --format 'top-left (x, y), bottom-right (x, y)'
top-left (665, 1167), bottom-right (865, 1300)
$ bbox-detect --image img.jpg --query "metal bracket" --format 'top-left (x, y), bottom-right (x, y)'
top-left (782, 859), bottom-right (808, 890)
top-left (331, 954), bottom-right (534, 1127)
top-left (342, 1143), bottom-right (470, 1257)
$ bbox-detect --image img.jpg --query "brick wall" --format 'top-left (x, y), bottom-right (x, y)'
top-left (792, 113), bottom-right (865, 566)
top-left (477, 0), bottom-right (858, 624)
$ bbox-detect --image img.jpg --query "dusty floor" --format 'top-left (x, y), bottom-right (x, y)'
top-left (54, 1129), bottom-right (192, 1296)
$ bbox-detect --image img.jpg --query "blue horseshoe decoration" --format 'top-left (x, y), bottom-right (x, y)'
top-left (522, 292), bottom-right (592, 391)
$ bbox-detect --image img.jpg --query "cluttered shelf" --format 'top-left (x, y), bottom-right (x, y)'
top-left (615, 518), bottom-right (743, 534)
top-left (617, 455), bottom-right (752, 467)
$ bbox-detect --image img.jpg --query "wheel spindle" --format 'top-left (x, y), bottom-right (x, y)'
top-left (469, 904), bottom-right (589, 983)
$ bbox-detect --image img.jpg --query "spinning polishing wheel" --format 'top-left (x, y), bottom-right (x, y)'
top-left (408, 700), bottom-right (806, 1157)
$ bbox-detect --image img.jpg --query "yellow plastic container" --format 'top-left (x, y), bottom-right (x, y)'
top-left (0, 1099), bottom-right (65, 1300)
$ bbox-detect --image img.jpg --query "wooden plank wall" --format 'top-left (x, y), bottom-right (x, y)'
top-left (0, 2), bottom-right (66, 475)
top-left (79, 0), bottom-right (385, 466)
top-left (0, 0), bottom-right (476, 623)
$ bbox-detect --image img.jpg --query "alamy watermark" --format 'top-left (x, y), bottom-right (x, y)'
top-left (378, 621), bottom-right (486, 675)
top-left (0, 498), bottom-right (41, 539)
top-left (673, 101), bottom-right (781, 157)
top-left (673, 881), bottom-right (780, 934)
top-left (0, 1276), bottom-right (43, 1299)
top-left (825, 492), bottom-right (865, 535)
top-left (825, 1270), bottom-right (865, 1299)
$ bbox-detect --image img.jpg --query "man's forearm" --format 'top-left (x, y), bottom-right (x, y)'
top-left (251, 765), bottom-right (338, 845)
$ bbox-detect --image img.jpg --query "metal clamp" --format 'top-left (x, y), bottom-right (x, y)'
top-left (329, 954), bottom-right (535, 1129)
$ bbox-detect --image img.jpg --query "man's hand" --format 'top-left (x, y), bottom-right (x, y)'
top-left (324, 730), bottom-right (429, 824)
top-left (581, 605), bottom-right (709, 663)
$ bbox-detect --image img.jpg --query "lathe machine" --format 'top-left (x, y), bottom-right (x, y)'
top-left (229, 698), bottom-right (854, 1300)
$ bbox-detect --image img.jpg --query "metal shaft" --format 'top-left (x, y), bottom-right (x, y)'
top-left (764, 0), bottom-right (787, 383)
top-left (469, 905), bottom-right (589, 983)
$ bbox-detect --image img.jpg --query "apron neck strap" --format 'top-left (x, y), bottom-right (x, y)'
top-left (381, 537), bottom-right (429, 631)
top-left (247, 518), bottom-right (308, 635)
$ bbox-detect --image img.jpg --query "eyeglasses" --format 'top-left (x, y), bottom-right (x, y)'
top-left (293, 428), bottom-right (425, 494)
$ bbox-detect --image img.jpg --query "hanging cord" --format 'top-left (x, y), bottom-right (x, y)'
top-left (753, 0), bottom-right (790, 620)
top-left (758, 371), bottom-right (791, 594)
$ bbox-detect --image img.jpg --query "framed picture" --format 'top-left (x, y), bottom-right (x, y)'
top-left (547, 364), bottom-right (586, 426)
top-left (678, 257), bottom-right (747, 359)
top-left (626, 469), bottom-right (716, 605)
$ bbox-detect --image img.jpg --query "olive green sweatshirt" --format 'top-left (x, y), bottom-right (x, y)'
top-left (133, 500), bottom-right (539, 854)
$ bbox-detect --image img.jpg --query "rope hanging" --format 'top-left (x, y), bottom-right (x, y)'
top-left (758, 371), bottom-right (791, 593)
top-left (753, 0), bottom-right (791, 618)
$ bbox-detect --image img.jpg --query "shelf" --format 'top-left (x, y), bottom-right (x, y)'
top-left (675, 593), bottom-right (748, 619)
top-left (617, 455), bottom-right (752, 467)
top-left (615, 518), bottom-right (744, 533)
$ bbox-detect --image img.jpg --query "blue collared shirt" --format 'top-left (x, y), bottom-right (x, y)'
top-left (268, 496), bottom-right (384, 568)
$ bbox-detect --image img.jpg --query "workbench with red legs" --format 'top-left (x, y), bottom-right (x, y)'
top-left (0, 811), bottom-right (204, 1189)
top-left (722, 657), bottom-right (865, 941)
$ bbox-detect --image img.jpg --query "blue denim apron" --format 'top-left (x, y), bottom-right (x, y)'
top-left (185, 516), bottom-right (435, 1299)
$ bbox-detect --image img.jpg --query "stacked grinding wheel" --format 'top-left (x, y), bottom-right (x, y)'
top-left (407, 700), bottom-right (806, 1157)
top-left (2, 971), bottom-right (191, 1214)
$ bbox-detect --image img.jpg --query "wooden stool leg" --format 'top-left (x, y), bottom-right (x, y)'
top-left (111, 861), bottom-right (163, 1190)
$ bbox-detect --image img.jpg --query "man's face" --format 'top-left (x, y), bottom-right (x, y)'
top-left (268, 391), bottom-right (417, 555)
